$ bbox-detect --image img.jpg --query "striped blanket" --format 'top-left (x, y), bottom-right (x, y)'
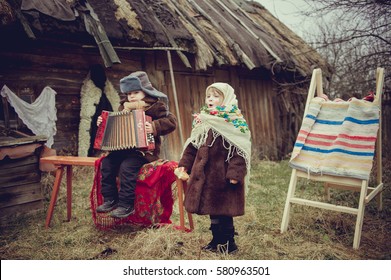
top-left (289, 97), bottom-right (380, 180)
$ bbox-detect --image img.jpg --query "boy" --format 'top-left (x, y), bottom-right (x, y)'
top-left (96, 71), bottom-right (177, 218)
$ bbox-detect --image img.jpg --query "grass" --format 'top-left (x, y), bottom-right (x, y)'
top-left (0, 159), bottom-right (390, 260)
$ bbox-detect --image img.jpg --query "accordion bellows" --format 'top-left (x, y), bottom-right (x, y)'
top-left (289, 97), bottom-right (380, 180)
top-left (94, 109), bottom-right (155, 151)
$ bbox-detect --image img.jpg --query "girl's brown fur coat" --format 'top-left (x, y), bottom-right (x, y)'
top-left (179, 130), bottom-right (246, 216)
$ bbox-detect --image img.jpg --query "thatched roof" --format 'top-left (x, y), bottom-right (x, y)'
top-left (1, 0), bottom-right (331, 77)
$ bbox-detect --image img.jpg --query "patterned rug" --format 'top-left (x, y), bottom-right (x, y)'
top-left (290, 97), bottom-right (380, 180)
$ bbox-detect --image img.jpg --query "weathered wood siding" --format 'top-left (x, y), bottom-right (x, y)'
top-left (0, 145), bottom-right (44, 225)
top-left (1, 41), bottom-right (301, 160)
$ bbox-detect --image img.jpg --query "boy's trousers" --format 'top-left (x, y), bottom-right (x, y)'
top-left (100, 150), bottom-right (148, 207)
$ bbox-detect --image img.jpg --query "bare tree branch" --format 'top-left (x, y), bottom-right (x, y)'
top-left (301, 0), bottom-right (390, 99)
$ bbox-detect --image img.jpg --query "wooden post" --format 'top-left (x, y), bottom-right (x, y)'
top-left (374, 68), bottom-right (384, 210)
top-left (167, 50), bottom-right (184, 146)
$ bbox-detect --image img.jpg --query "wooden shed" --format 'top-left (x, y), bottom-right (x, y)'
top-left (0, 133), bottom-right (47, 225)
top-left (0, 0), bottom-right (331, 160)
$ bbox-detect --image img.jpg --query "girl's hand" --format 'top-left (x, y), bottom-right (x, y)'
top-left (145, 122), bottom-right (153, 134)
top-left (174, 167), bottom-right (189, 181)
top-left (230, 179), bottom-right (238, 184)
top-left (97, 116), bottom-right (102, 126)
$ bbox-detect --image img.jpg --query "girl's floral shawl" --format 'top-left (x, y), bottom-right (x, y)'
top-left (182, 83), bottom-right (252, 192)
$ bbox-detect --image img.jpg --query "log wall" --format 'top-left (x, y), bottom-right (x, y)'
top-left (0, 39), bottom-right (306, 161)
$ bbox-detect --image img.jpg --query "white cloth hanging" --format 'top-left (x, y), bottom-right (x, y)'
top-left (1, 85), bottom-right (57, 148)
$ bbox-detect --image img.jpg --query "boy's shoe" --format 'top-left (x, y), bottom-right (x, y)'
top-left (96, 200), bottom-right (118, 213)
top-left (110, 205), bottom-right (135, 218)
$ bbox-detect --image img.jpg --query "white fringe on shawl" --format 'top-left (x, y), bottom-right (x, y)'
top-left (183, 113), bottom-right (252, 194)
top-left (78, 76), bottom-right (120, 156)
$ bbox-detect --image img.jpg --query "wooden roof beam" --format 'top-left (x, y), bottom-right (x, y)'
top-left (79, 2), bottom-right (121, 67)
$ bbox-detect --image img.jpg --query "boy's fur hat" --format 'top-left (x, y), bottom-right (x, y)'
top-left (120, 71), bottom-right (168, 105)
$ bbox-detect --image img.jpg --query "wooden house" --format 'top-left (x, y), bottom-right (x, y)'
top-left (0, 0), bottom-right (331, 161)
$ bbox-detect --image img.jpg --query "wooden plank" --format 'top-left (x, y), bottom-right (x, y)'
top-left (0, 171), bottom-right (41, 188)
top-left (0, 161), bottom-right (39, 177)
top-left (365, 183), bottom-right (383, 204)
top-left (296, 170), bottom-right (362, 187)
top-left (40, 156), bottom-right (98, 166)
top-left (0, 154), bottom-right (38, 170)
top-left (0, 135), bottom-right (47, 147)
top-left (0, 182), bottom-right (43, 209)
top-left (290, 197), bottom-right (359, 215)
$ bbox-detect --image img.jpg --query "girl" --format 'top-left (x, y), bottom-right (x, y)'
top-left (177, 83), bottom-right (251, 254)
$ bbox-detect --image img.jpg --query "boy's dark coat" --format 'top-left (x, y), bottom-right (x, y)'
top-left (179, 130), bottom-right (246, 216)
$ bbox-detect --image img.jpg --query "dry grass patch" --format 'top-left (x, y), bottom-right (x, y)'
top-left (0, 160), bottom-right (390, 260)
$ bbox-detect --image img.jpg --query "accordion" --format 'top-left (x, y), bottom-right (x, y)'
top-left (93, 109), bottom-right (155, 151)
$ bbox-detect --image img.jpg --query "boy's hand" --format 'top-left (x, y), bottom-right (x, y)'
top-left (145, 122), bottom-right (153, 134)
top-left (230, 179), bottom-right (238, 184)
top-left (97, 116), bottom-right (102, 126)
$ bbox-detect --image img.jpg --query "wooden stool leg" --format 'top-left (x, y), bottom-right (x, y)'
top-left (177, 178), bottom-right (186, 231)
top-left (66, 165), bottom-right (73, 222)
top-left (45, 166), bottom-right (64, 228)
top-left (183, 181), bottom-right (194, 230)
top-left (176, 178), bottom-right (194, 231)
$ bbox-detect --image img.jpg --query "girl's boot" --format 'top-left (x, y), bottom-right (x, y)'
top-left (201, 223), bottom-right (221, 252)
top-left (217, 219), bottom-right (238, 254)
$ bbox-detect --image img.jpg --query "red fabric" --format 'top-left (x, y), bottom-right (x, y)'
top-left (90, 157), bottom-right (178, 230)
top-left (363, 91), bottom-right (375, 102)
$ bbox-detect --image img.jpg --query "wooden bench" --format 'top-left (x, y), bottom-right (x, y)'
top-left (40, 156), bottom-right (98, 228)
top-left (41, 156), bottom-right (194, 231)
